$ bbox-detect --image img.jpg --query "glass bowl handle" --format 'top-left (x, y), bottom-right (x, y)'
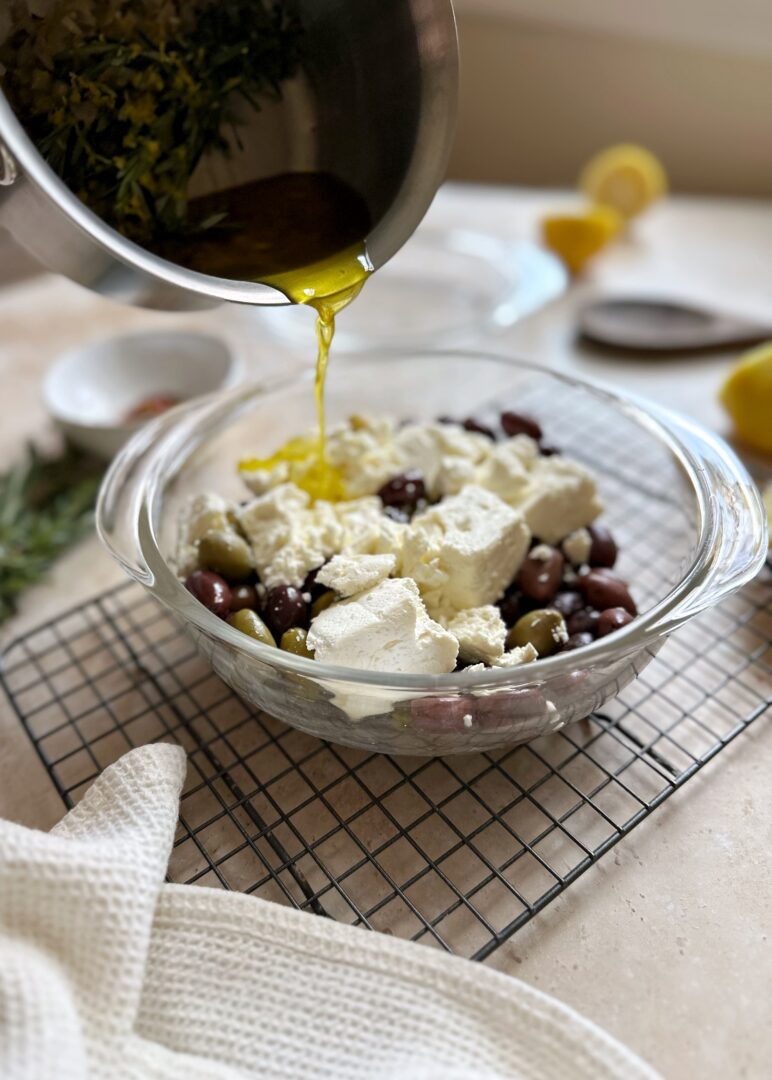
top-left (644, 403), bottom-right (768, 634)
top-left (96, 396), bottom-right (211, 586)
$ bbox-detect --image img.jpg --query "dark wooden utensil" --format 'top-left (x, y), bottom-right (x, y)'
top-left (579, 297), bottom-right (772, 353)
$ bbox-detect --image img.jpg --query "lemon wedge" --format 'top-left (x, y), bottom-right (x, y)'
top-left (541, 205), bottom-right (622, 274)
top-left (719, 342), bottom-right (772, 455)
top-left (580, 144), bottom-right (667, 220)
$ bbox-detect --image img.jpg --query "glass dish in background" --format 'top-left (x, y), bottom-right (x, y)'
top-left (97, 353), bottom-right (767, 756)
top-left (247, 227), bottom-right (568, 353)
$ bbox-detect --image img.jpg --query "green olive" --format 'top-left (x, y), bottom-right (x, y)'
top-left (311, 590), bottom-right (337, 618)
top-left (280, 627), bottom-right (315, 659)
top-left (199, 529), bottom-right (253, 582)
top-left (227, 608), bottom-right (276, 648)
top-left (507, 608), bottom-right (567, 657)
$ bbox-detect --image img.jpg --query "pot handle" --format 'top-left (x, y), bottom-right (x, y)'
top-left (643, 404), bottom-right (768, 635)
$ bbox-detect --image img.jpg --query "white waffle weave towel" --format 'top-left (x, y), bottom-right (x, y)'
top-left (0, 744), bottom-right (660, 1080)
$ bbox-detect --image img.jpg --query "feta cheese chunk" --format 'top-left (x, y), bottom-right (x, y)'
top-left (446, 605), bottom-right (507, 664)
top-left (395, 423), bottom-right (492, 498)
top-left (307, 578), bottom-right (458, 674)
top-left (316, 553), bottom-right (397, 597)
top-left (238, 484), bottom-right (343, 588)
top-left (490, 643), bottom-right (539, 666)
top-left (475, 439), bottom-right (532, 503)
top-left (464, 644), bottom-right (538, 673)
top-left (562, 526), bottom-right (592, 566)
top-left (241, 460), bottom-right (290, 496)
top-left (400, 485), bottom-right (531, 618)
top-left (510, 457), bottom-right (602, 544)
top-left (325, 414), bottom-right (404, 497)
top-left (334, 496), bottom-right (406, 559)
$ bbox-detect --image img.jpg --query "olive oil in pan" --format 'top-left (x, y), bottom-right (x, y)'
top-left (160, 172), bottom-right (373, 500)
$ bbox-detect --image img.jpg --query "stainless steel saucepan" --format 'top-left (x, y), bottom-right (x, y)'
top-left (0, 1), bottom-right (458, 310)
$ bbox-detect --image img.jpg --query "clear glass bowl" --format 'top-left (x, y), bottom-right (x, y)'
top-left (97, 352), bottom-right (767, 755)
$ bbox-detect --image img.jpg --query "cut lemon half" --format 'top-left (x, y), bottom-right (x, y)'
top-left (719, 342), bottom-right (772, 455)
top-left (580, 144), bottom-right (667, 220)
top-left (541, 205), bottom-right (622, 275)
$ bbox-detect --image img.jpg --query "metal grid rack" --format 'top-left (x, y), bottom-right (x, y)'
top-left (2, 573), bottom-right (769, 961)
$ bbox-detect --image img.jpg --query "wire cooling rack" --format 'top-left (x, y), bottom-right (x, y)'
top-left (2, 573), bottom-right (769, 961)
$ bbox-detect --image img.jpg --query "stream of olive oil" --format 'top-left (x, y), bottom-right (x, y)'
top-left (160, 173), bottom-right (372, 499)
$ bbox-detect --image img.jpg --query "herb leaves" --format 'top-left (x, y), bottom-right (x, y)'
top-left (1, 1), bottom-right (302, 243)
top-left (0, 444), bottom-right (104, 624)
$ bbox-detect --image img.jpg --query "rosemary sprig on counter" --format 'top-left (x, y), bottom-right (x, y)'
top-left (0, 0), bottom-right (302, 243)
top-left (0, 444), bottom-right (105, 624)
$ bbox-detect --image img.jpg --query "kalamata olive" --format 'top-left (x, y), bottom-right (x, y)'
top-left (473, 687), bottom-right (548, 730)
top-left (497, 589), bottom-right (534, 627)
top-left (410, 695), bottom-right (475, 733)
top-left (280, 627), bottom-right (315, 658)
top-left (227, 608), bottom-right (276, 647)
top-left (538, 442), bottom-right (560, 457)
top-left (551, 590), bottom-right (584, 618)
top-left (566, 608), bottom-right (600, 636)
top-left (311, 590), bottom-right (337, 619)
top-left (578, 569), bottom-right (637, 615)
top-left (507, 608), bottom-right (567, 657)
top-left (377, 470), bottom-right (426, 510)
top-left (517, 545), bottom-right (564, 603)
top-left (462, 417), bottom-right (497, 439)
top-left (185, 570), bottom-right (231, 618)
top-left (230, 583), bottom-right (259, 612)
top-left (302, 566), bottom-right (327, 601)
top-left (264, 584), bottom-right (308, 637)
top-left (597, 607), bottom-right (635, 637)
top-left (198, 529), bottom-right (253, 582)
top-left (588, 524), bottom-right (618, 568)
top-left (561, 631), bottom-right (594, 651)
top-left (501, 410), bottom-right (542, 440)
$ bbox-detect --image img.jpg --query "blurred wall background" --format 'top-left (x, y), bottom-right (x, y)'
top-left (450, 1), bottom-right (772, 195)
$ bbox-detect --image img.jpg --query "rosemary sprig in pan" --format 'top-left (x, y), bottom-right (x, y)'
top-left (0, 0), bottom-right (302, 244)
top-left (0, 443), bottom-right (105, 624)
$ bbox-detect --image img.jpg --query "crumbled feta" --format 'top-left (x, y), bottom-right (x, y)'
top-left (307, 578), bottom-right (458, 674)
top-left (475, 440), bottom-right (531, 503)
top-left (325, 415), bottom-right (403, 497)
top-left (445, 605), bottom-right (507, 664)
top-left (562, 527), bottom-right (592, 566)
top-left (529, 543), bottom-right (554, 561)
top-left (238, 484), bottom-right (343, 588)
top-left (464, 644), bottom-right (538, 673)
top-left (175, 493), bottom-right (237, 577)
top-left (334, 496), bottom-right (406, 559)
top-left (316, 553), bottom-right (397, 597)
top-left (400, 485), bottom-right (531, 618)
top-left (241, 460), bottom-right (291, 495)
top-left (509, 457), bottom-right (602, 544)
top-left (395, 423), bottom-right (491, 498)
top-left (490, 643), bottom-right (539, 667)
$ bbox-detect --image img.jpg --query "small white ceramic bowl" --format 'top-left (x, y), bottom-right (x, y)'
top-left (43, 330), bottom-right (242, 459)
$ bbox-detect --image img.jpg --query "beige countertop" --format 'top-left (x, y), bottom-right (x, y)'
top-left (0, 185), bottom-right (770, 1078)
